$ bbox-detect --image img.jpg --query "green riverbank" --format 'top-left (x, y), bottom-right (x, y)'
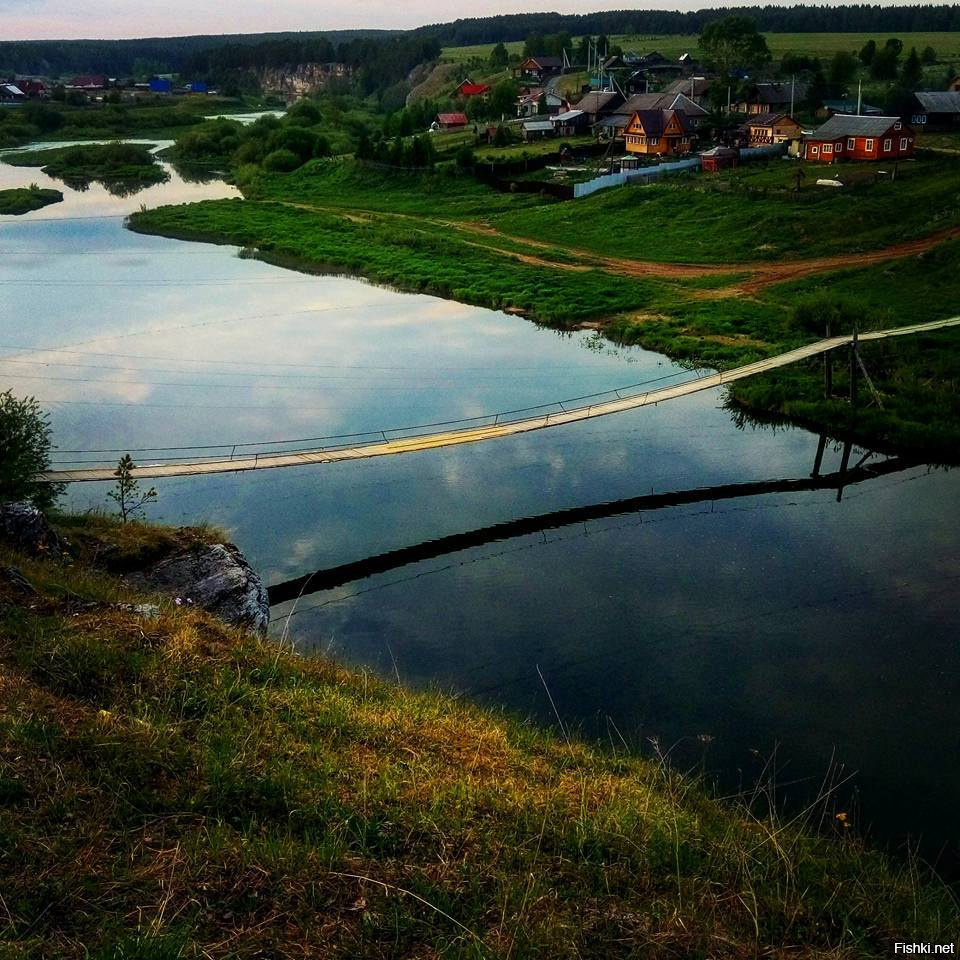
top-left (0, 512), bottom-right (956, 958)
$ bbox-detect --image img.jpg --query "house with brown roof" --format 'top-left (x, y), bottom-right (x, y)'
top-left (514, 56), bottom-right (563, 84)
top-left (431, 112), bottom-right (469, 131)
top-left (734, 82), bottom-right (807, 116)
top-left (742, 113), bottom-right (802, 146)
top-left (803, 115), bottom-right (915, 163)
top-left (575, 90), bottom-right (623, 123)
top-left (620, 91), bottom-right (708, 126)
top-left (624, 109), bottom-right (696, 156)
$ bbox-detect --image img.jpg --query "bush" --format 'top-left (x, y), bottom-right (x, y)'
top-left (0, 392), bottom-right (61, 508)
top-left (262, 148), bottom-right (302, 173)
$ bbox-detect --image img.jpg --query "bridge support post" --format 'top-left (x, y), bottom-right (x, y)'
top-left (849, 327), bottom-right (859, 407)
top-left (824, 323), bottom-right (833, 398)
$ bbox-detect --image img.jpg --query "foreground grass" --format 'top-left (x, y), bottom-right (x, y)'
top-left (0, 185), bottom-right (62, 215)
top-left (0, 515), bottom-right (956, 959)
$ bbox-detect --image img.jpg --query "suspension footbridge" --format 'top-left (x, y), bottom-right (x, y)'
top-left (40, 316), bottom-right (960, 484)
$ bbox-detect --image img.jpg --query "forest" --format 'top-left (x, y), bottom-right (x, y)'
top-left (415, 4), bottom-right (960, 46)
top-left (4, 5), bottom-right (960, 81)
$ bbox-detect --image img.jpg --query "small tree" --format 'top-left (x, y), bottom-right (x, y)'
top-left (107, 455), bottom-right (156, 523)
top-left (490, 42), bottom-right (509, 69)
top-left (0, 391), bottom-right (62, 508)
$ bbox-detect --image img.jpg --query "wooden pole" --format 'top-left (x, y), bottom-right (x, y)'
top-left (824, 322), bottom-right (833, 397)
top-left (849, 327), bottom-right (859, 406)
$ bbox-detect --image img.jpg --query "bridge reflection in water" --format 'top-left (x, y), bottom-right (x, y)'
top-left (268, 441), bottom-right (914, 606)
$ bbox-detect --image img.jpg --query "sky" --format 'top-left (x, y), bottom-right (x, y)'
top-left (0, 0), bottom-right (925, 42)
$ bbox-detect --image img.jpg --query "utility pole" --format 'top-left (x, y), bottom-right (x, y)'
top-left (857, 79), bottom-right (862, 116)
top-left (790, 74), bottom-right (795, 116)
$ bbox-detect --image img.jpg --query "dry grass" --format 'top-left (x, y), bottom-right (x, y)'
top-left (0, 518), bottom-right (956, 958)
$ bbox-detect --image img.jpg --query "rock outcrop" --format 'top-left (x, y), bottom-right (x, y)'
top-left (129, 543), bottom-right (270, 635)
top-left (0, 501), bottom-right (64, 558)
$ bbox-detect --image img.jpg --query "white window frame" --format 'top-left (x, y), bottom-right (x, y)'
top-left (847, 138), bottom-right (855, 150)
top-left (865, 139), bottom-right (874, 151)
top-left (883, 138), bottom-right (892, 151)
top-left (900, 137), bottom-right (908, 150)
top-left (811, 145), bottom-right (819, 155)
top-left (823, 143), bottom-right (833, 153)
top-left (835, 142), bottom-right (843, 152)
top-left (894, 121), bottom-right (902, 130)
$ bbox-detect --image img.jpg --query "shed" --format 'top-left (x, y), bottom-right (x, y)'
top-left (551, 109), bottom-right (588, 136)
top-left (700, 145), bottom-right (739, 171)
top-left (521, 119), bottom-right (555, 141)
top-left (149, 78), bottom-right (172, 93)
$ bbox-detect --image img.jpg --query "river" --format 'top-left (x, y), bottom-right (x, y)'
top-left (2, 148), bottom-right (958, 869)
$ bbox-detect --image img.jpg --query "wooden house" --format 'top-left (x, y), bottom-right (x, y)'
top-left (550, 109), bottom-right (588, 136)
top-left (516, 89), bottom-right (566, 117)
top-left (910, 91), bottom-right (960, 131)
top-left (453, 79), bottom-right (490, 99)
top-left (514, 56), bottom-right (563, 84)
top-left (620, 91), bottom-right (708, 126)
top-left (431, 112), bottom-right (469, 131)
top-left (803, 115), bottom-right (915, 163)
top-left (734, 82), bottom-right (807, 116)
top-left (742, 113), bottom-right (802, 146)
top-left (624, 109), bottom-right (695, 156)
top-left (521, 119), bottom-right (555, 141)
top-left (575, 90), bottom-right (623, 124)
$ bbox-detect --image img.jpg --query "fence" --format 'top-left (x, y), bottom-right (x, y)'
top-left (573, 144), bottom-right (787, 199)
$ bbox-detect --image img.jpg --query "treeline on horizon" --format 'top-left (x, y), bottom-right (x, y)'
top-left (0, 29), bottom-right (394, 78)
top-left (416, 4), bottom-right (960, 45)
top-left (2, 4), bottom-right (959, 81)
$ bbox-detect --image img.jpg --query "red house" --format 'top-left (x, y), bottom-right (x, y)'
top-left (453, 79), bottom-right (490, 98)
top-left (803, 115), bottom-right (915, 163)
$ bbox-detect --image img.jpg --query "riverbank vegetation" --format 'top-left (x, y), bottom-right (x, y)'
top-left (0, 184), bottom-right (62, 214)
top-left (0, 512), bottom-right (956, 958)
top-left (4, 142), bottom-right (167, 188)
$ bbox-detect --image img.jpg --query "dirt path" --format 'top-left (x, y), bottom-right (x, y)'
top-left (268, 198), bottom-right (960, 295)
top-left (451, 221), bottom-right (960, 293)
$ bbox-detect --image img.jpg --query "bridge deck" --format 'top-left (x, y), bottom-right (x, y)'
top-left (41, 316), bottom-right (960, 483)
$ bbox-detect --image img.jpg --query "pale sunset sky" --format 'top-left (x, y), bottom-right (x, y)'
top-left (0, 0), bottom-right (924, 41)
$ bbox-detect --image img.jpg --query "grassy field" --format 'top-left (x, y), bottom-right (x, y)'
top-left (492, 154), bottom-right (960, 263)
top-left (0, 185), bottom-right (62, 215)
top-left (0, 512), bottom-right (956, 958)
top-left (443, 32), bottom-right (960, 63)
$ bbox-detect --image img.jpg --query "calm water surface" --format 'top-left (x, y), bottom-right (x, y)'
top-left (2, 152), bottom-right (958, 866)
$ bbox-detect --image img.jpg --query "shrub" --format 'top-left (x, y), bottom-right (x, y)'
top-left (0, 391), bottom-right (62, 508)
top-left (262, 148), bottom-right (302, 173)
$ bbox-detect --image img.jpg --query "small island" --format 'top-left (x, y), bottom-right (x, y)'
top-left (3, 141), bottom-right (168, 189)
top-left (0, 184), bottom-right (63, 215)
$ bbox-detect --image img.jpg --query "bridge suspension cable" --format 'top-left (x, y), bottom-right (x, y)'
top-left (39, 316), bottom-right (960, 484)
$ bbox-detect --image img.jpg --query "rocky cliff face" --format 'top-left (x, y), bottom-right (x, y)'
top-left (258, 62), bottom-right (351, 98)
